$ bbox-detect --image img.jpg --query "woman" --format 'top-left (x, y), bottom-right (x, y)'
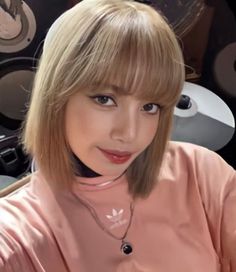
top-left (0, 0), bottom-right (235, 271)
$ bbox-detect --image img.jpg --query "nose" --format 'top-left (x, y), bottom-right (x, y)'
top-left (111, 110), bottom-right (138, 143)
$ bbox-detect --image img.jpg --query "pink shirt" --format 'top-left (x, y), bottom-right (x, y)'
top-left (0, 142), bottom-right (236, 271)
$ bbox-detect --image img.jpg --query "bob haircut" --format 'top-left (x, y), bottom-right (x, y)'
top-left (23, 0), bottom-right (185, 198)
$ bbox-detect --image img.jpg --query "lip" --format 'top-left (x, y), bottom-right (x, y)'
top-left (98, 148), bottom-right (132, 164)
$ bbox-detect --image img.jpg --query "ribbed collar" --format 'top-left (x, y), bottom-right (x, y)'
top-left (74, 172), bottom-right (126, 192)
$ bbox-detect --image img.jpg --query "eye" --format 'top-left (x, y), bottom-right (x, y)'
top-left (142, 103), bottom-right (160, 114)
top-left (91, 95), bottom-right (116, 106)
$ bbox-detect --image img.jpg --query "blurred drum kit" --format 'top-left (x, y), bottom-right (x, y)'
top-left (0, 0), bottom-right (235, 184)
top-left (172, 81), bottom-right (235, 151)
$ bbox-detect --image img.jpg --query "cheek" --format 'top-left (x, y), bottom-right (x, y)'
top-left (65, 106), bottom-right (114, 145)
top-left (75, 110), bottom-right (113, 137)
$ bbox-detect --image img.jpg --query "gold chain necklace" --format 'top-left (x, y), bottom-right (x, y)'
top-left (72, 192), bottom-right (135, 255)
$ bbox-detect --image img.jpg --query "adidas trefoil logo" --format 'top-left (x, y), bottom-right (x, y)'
top-left (106, 208), bottom-right (127, 230)
top-left (106, 208), bottom-right (124, 223)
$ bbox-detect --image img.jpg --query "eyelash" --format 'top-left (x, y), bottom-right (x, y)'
top-left (141, 103), bottom-right (160, 115)
top-left (90, 95), bottom-right (160, 114)
top-left (90, 95), bottom-right (116, 106)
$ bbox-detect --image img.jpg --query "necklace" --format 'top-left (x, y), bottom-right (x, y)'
top-left (72, 192), bottom-right (135, 255)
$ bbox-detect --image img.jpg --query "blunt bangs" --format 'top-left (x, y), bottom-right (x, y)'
top-left (48, 0), bottom-right (184, 110)
top-left (91, 9), bottom-right (184, 108)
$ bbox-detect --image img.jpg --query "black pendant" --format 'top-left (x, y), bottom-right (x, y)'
top-left (121, 241), bottom-right (133, 255)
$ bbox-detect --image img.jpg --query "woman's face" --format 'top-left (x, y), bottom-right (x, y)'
top-left (65, 85), bottom-right (160, 177)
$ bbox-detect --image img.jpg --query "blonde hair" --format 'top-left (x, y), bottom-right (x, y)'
top-left (23, 0), bottom-right (185, 198)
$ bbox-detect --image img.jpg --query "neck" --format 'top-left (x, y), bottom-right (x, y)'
top-left (73, 154), bottom-right (101, 178)
top-left (73, 154), bottom-right (126, 190)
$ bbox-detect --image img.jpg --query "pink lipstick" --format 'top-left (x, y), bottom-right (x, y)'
top-left (99, 148), bottom-right (132, 164)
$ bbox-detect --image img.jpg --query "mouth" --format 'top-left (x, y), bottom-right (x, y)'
top-left (98, 148), bottom-right (132, 164)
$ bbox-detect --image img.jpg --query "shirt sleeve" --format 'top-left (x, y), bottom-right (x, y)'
top-left (0, 235), bottom-right (36, 272)
top-left (220, 172), bottom-right (236, 271)
top-left (0, 198), bottom-right (38, 272)
top-left (0, 181), bottom-right (69, 272)
top-left (192, 145), bottom-right (236, 271)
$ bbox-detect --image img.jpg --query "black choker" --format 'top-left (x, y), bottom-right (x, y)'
top-left (72, 154), bottom-right (101, 178)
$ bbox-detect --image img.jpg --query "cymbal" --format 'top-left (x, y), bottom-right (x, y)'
top-left (171, 82), bottom-right (235, 151)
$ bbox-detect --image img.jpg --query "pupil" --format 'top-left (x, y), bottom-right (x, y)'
top-left (144, 104), bottom-right (153, 111)
top-left (99, 96), bottom-right (108, 104)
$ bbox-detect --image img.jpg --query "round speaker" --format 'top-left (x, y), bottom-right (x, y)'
top-left (214, 42), bottom-right (236, 97)
top-left (0, 0), bottom-right (37, 53)
top-left (0, 57), bottom-right (35, 127)
top-left (0, 0), bottom-right (68, 59)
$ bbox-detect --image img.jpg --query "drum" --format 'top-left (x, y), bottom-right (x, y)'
top-left (172, 82), bottom-right (235, 151)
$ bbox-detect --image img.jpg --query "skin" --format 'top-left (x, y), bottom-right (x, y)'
top-left (65, 85), bottom-right (160, 178)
